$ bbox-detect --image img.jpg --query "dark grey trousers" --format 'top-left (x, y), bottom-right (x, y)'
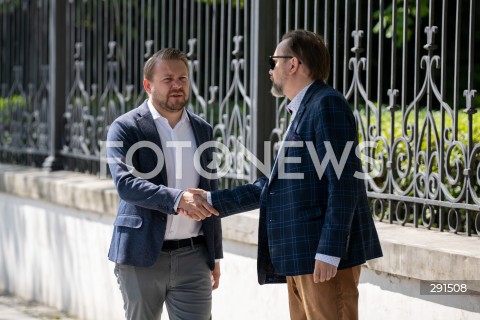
top-left (115, 244), bottom-right (212, 320)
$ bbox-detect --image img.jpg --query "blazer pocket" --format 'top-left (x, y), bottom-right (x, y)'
top-left (296, 207), bottom-right (324, 222)
top-left (114, 215), bottom-right (143, 228)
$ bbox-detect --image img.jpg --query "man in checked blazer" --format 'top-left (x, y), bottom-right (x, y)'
top-left (107, 48), bottom-right (222, 320)
top-left (186, 30), bottom-right (382, 319)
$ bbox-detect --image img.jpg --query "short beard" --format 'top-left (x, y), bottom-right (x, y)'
top-left (270, 82), bottom-right (285, 98)
top-left (158, 100), bottom-right (186, 112)
top-left (151, 94), bottom-right (187, 113)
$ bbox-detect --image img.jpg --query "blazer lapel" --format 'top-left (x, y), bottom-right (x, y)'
top-left (289, 80), bottom-right (324, 134)
top-left (186, 110), bottom-right (207, 149)
top-left (269, 113), bottom-right (303, 185)
top-left (136, 100), bottom-right (168, 184)
top-left (187, 110), bottom-right (211, 189)
top-left (268, 88), bottom-right (310, 185)
top-left (268, 81), bottom-right (324, 185)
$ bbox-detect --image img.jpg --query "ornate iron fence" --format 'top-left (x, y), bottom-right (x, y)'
top-left (0, 0), bottom-right (479, 236)
top-left (0, 0), bottom-right (50, 166)
top-left (61, 0), bottom-right (261, 186)
top-left (272, 0), bottom-right (480, 236)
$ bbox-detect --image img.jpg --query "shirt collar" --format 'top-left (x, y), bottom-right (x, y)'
top-left (287, 82), bottom-right (313, 118)
top-left (147, 99), bottom-right (189, 126)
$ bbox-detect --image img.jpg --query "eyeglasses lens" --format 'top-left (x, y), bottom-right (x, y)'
top-left (269, 57), bottom-right (276, 70)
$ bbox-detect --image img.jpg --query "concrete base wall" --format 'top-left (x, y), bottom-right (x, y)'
top-left (0, 193), bottom-right (291, 320)
top-left (0, 193), bottom-right (125, 320)
top-left (2, 192), bottom-right (480, 320)
top-left (1, 165), bottom-right (480, 320)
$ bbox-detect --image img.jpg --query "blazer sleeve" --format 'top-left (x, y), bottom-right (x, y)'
top-left (211, 177), bottom-right (267, 218)
top-left (107, 119), bottom-right (182, 215)
top-left (314, 94), bottom-right (360, 258)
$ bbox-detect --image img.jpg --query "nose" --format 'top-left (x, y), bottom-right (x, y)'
top-left (171, 79), bottom-right (183, 89)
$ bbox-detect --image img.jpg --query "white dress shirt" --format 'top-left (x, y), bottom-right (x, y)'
top-left (147, 100), bottom-right (202, 240)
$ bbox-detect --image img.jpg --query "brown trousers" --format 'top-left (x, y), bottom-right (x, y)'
top-left (286, 265), bottom-right (361, 320)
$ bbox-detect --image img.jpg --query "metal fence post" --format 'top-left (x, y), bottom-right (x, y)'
top-left (251, 0), bottom-right (277, 179)
top-left (43, 0), bottom-right (66, 171)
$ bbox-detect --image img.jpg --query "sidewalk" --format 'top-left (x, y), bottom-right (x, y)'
top-left (0, 295), bottom-right (76, 320)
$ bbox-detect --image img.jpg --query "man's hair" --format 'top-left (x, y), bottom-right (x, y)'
top-left (282, 29), bottom-right (330, 81)
top-left (143, 48), bottom-right (189, 81)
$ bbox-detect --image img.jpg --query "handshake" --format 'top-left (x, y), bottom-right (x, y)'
top-left (177, 189), bottom-right (219, 221)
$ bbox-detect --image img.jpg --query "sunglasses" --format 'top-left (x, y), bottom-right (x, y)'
top-left (268, 55), bottom-right (301, 70)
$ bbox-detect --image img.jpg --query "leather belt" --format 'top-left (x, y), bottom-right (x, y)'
top-left (162, 236), bottom-right (205, 251)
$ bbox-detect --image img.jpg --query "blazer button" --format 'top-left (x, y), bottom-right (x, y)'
top-left (269, 192), bottom-right (275, 195)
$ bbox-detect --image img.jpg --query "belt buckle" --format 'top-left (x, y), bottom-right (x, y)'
top-left (189, 237), bottom-right (195, 249)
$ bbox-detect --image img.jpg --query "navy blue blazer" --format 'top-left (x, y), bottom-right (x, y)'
top-left (107, 100), bottom-right (222, 270)
top-left (211, 81), bottom-right (382, 284)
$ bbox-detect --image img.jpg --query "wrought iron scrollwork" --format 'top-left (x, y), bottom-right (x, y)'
top-left (347, 30), bottom-right (390, 195)
top-left (63, 43), bottom-right (92, 156)
top-left (212, 35), bottom-right (253, 182)
top-left (349, 25), bottom-right (480, 234)
top-left (5, 67), bottom-right (28, 150)
top-left (269, 97), bottom-right (289, 160)
top-left (97, 42), bottom-right (125, 152)
top-left (30, 66), bottom-right (50, 152)
top-left (63, 42), bottom-right (124, 159)
top-left (187, 38), bottom-right (208, 120)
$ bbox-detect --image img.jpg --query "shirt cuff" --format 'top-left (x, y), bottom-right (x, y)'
top-left (215, 259), bottom-right (221, 262)
top-left (173, 191), bottom-right (184, 212)
top-left (207, 192), bottom-right (212, 205)
top-left (315, 253), bottom-right (340, 267)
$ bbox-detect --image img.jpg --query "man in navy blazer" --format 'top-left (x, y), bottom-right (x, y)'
top-left (186, 30), bottom-right (382, 319)
top-left (107, 48), bottom-right (222, 320)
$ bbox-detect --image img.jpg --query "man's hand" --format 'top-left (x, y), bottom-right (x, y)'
top-left (177, 191), bottom-right (219, 221)
top-left (313, 260), bottom-right (337, 283)
top-left (187, 188), bottom-right (208, 199)
top-left (212, 261), bottom-right (221, 290)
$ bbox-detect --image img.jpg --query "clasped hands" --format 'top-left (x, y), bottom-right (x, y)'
top-left (177, 188), bottom-right (217, 221)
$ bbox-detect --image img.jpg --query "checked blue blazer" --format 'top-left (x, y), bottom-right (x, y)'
top-left (107, 100), bottom-right (222, 270)
top-left (211, 80), bottom-right (382, 284)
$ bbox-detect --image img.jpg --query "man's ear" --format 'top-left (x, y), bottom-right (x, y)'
top-left (288, 58), bottom-right (301, 75)
top-left (143, 79), bottom-right (151, 94)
